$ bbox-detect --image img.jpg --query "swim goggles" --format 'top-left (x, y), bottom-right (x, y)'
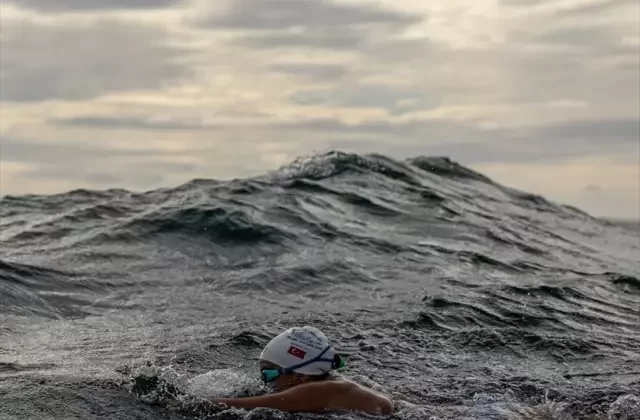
top-left (260, 345), bottom-right (346, 383)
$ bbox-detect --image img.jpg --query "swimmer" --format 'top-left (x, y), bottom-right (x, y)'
top-left (211, 326), bottom-right (394, 415)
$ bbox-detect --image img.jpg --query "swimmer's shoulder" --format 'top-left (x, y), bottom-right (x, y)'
top-left (313, 377), bottom-right (395, 415)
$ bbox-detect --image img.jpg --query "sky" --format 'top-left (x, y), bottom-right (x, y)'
top-left (0, 0), bottom-right (638, 219)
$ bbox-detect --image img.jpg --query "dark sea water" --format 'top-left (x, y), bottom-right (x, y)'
top-left (1, 151), bottom-right (639, 420)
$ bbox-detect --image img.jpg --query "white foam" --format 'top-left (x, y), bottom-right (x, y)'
top-left (186, 368), bottom-right (263, 398)
top-left (608, 394), bottom-right (640, 420)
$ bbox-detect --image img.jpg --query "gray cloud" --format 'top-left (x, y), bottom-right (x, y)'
top-left (16, 165), bottom-right (168, 189)
top-left (530, 26), bottom-right (613, 47)
top-left (48, 114), bottom-right (410, 134)
top-left (469, 2), bottom-right (638, 106)
top-left (1, 136), bottom-right (197, 188)
top-left (0, 19), bottom-right (192, 102)
top-left (0, 137), bottom-right (184, 163)
top-left (200, 0), bottom-right (420, 30)
top-left (233, 30), bottom-right (364, 50)
top-left (464, 118), bottom-right (639, 163)
top-left (289, 84), bottom-right (439, 115)
top-left (501, 0), bottom-right (635, 12)
top-left (510, 23), bottom-right (627, 54)
top-left (42, 110), bottom-right (640, 164)
top-left (495, 20), bottom-right (639, 104)
top-left (48, 112), bottom-right (499, 143)
top-left (538, 117), bottom-right (640, 144)
top-left (585, 184), bottom-right (604, 193)
top-left (4, 114), bottom-right (637, 192)
top-left (272, 117), bottom-right (471, 137)
top-left (556, 0), bottom-right (638, 17)
top-left (51, 116), bottom-right (215, 131)
top-left (278, 116), bottom-right (640, 164)
top-left (501, 0), bottom-right (550, 6)
top-left (2, 0), bottom-right (183, 12)
top-left (198, 0), bottom-right (422, 51)
top-left (268, 63), bottom-right (347, 81)
top-left (19, 161), bottom-right (195, 179)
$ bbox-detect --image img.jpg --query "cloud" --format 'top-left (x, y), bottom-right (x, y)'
top-left (50, 116), bottom-right (215, 131)
top-left (0, 136), bottom-right (183, 163)
top-left (288, 115), bottom-right (638, 151)
top-left (16, 165), bottom-right (164, 189)
top-left (270, 117), bottom-right (493, 140)
top-left (489, 21), bottom-right (638, 105)
top-left (289, 84), bottom-right (439, 114)
top-left (1, 0), bottom-right (184, 12)
top-left (501, 0), bottom-right (550, 6)
top-left (547, 99), bottom-right (590, 110)
top-left (501, 0), bottom-right (636, 13)
top-left (460, 117), bottom-right (640, 164)
top-left (556, 0), bottom-right (638, 17)
top-left (537, 117), bottom-right (640, 144)
top-left (509, 23), bottom-right (631, 55)
top-left (200, 0), bottom-right (420, 30)
top-left (268, 63), bottom-right (347, 81)
top-left (0, 136), bottom-right (198, 189)
top-left (275, 116), bottom-right (640, 165)
top-left (47, 114), bottom-right (462, 137)
top-left (0, 19), bottom-right (193, 102)
top-left (584, 184), bottom-right (604, 193)
top-left (198, 0), bottom-right (422, 51)
top-left (232, 30), bottom-right (364, 50)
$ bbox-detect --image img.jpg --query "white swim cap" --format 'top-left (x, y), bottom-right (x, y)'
top-left (259, 326), bottom-right (337, 375)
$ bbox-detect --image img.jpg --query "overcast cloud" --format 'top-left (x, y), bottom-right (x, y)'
top-left (197, 0), bottom-right (420, 31)
top-left (2, 0), bottom-right (184, 12)
top-left (0, 0), bottom-right (638, 218)
top-left (0, 18), bottom-right (193, 102)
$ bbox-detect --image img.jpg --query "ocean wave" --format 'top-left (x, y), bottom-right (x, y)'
top-left (1, 150), bottom-right (639, 420)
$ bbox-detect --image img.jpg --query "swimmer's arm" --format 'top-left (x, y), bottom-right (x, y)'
top-left (211, 384), bottom-right (332, 413)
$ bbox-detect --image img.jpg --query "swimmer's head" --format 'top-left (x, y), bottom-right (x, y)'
top-left (258, 326), bottom-right (345, 389)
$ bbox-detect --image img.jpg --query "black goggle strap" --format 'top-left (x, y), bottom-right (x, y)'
top-left (281, 346), bottom-right (346, 374)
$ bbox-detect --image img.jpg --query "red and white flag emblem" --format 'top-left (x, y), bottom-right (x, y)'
top-left (287, 346), bottom-right (306, 359)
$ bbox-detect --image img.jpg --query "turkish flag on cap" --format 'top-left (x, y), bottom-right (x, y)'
top-left (287, 346), bottom-right (307, 359)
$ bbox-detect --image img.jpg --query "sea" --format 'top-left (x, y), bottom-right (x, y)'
top-left (1, 151), bottom-right (639, 420)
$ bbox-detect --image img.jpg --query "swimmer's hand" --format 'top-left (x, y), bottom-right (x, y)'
top-left (211, 383), bottom-right (331, 413)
